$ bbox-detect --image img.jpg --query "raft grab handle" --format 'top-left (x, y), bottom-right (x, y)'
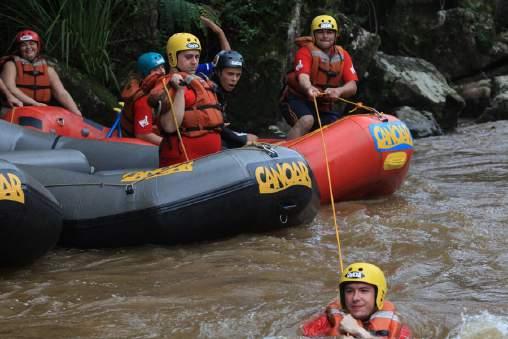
top-left (255, 143), bottom-right (278, 158)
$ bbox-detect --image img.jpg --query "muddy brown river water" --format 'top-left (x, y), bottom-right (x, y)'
top-left (1, 120), bottom-right (508, 338)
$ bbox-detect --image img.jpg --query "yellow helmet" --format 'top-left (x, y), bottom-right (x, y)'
top-left (311, 15), bottom-right (339, 35)
top-left (166, 33), bottom-right (201, 67)
top-left (339, 262), bottom-right (387, 310)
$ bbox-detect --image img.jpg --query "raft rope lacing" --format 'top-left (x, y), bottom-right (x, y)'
top-left (329, 94), bottom-right (385, 121)
top-left (44, 182), bottom-right (130, 188)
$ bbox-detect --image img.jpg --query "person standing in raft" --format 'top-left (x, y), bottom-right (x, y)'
top-left (210, 50), bottom-right (258, 148)
top-left (301, 262), bottom-right (412, 338)
top-left (1, 29), bottom-right (82, 116)
top-left (148, 33), bottom-right (224, 167)
top-left (120, 52), bottom-right (166, 145)
top-left (280, 14), bottom-right (358, 139)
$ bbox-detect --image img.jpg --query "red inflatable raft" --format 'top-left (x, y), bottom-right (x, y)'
top-left (1, 106), bottom-right (150, 145)
top-left (272, 113), bottom-right (414, 203)
top-left (3, 106), bottom-right (113, 138)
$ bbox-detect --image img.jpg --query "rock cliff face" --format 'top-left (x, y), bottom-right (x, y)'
top-left (206, 0), bottom-right (507, 137)
top-left (360, 52), bottom-right (465, 130)
top-left (331, 0), bottom-right (508, 136)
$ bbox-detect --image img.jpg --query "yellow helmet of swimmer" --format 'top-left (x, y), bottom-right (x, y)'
top-left (339, 262), bottom-right (387, 310)
top-left (311, 15), bottom-right (339, 35)
top-left (166, 33), bottom-right (201, 68)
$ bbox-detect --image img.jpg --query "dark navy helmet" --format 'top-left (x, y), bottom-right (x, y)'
top-left (137, 52), bottom-right (166, 77)
top-left (214, 50), bottom-right (244, 70)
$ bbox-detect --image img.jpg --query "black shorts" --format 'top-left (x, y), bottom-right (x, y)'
top-left (280, 92), bottom-right (342, 129)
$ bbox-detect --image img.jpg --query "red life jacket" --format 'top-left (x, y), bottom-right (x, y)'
top-left (284, 36), bottom-right (345, 111)
top-left (152, 73), bottom-right (224, 138)
top-left (2, 55), bottom-right (52, 103)
top-left (120, 72), bottom-right (161, 137)
top-left (301, 300), bottom-right (408, 339)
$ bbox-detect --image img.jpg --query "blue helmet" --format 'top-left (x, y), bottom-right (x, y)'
top-left (137, 52), bottom-right (166, 77)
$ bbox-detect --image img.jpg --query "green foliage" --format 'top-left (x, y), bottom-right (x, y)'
top-left (460, 1), bottom-right (496, 53)
top-left (0, 0), bottom-right (137, 91)
top-left (159, 0), bottom-right (201, 42)
top-left (341, 0), bottom-right (378, 33)
top-left (159, 0), bottom-right (200, 32)
top-left (158, 0), bottom-right (223, 46)
top-left (460, 0), bottom-right (495, 13)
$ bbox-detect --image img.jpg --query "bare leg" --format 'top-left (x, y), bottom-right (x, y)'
top-left (287, 115), bottom-right (314, 140)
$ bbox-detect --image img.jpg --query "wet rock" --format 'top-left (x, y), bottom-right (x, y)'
top-left (394, 106), bottom-right (442, 138)
top-left (337, 13), bottom-right (381, 77)
top-left (362, 52), bottom-right (465, 131)
top-left (454, 79), bottom-right (492, 118)
top-left (380, 4), bottom-right (503, 79)
top-left (477, 75), bottom-right (508, 122)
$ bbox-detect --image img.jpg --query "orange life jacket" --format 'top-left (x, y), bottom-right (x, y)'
top-left (302, 300), bottom-right (404, 338)
top-left (4, 55), bottom-right (52, 103)
top-left (120, 72), bottom-right (161, 137)
top-left (285, 36), bottom-right (345, 111)
top-left (153, 73), bottom-right (224, 138)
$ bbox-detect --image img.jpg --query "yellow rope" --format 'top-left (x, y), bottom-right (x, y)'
top-left (10, 106), bottom-right (16, 123)
top-left (325, 94), bottom-right (385, 119)
top-left (162, 78), bottom-right (189, 162)
top-left (312, 95), bottom-right (344, 274)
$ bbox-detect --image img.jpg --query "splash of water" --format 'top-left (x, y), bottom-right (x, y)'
top-left (447, 311), bottom-right (508, 339)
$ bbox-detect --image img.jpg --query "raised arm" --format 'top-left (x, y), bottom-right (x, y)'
top-left (200, 16), bottom-right (231, 51)
top-left (47, 66), bottom-right (82, 116)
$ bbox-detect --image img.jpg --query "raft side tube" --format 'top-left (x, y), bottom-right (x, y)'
top-left (0, 149), bottom-right (92, 173)
top-left (0, 119), bottom-right (57, 152)
top-left (54, 137), bottom-right (158, 171)
top-left (0, 160), bottom-right (63, 267)
top-left (20, 146), bottom-right (319, 248)
top-left (278, 114), bottom-right (414, 203)
top-left (0, 119), bottom-right (158, 171)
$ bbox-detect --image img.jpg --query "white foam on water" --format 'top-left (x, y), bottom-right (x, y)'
top-left (447, 311), bottom-right (508, 339)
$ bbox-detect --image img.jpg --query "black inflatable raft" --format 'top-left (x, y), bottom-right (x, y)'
top-left (0, 160), bottom-right (62, 267)
top-left (0, 120), bottom-right (320, 248)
